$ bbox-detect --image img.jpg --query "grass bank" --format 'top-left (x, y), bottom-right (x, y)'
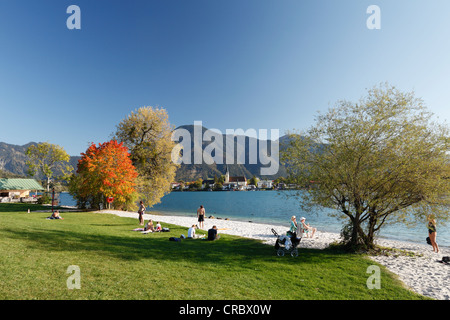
top-left (0, 203), bottom-right (428, 300)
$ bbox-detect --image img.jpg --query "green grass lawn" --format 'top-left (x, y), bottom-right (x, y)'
top-left (0, 203), bottom-right (428, 300)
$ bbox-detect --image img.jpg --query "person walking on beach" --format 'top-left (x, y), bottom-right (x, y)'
top-left (197, 205), bottom-right (205, 229)
top-left (427, 214), bottom-right (439, 253)
top-left (138, 200), bottom-right (146, 226)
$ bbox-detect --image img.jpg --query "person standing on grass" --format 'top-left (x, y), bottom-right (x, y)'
top-left (138, 200), bottom-right (146, 226)
top-left (427, 214), bottom-right (439, 253)
top-left (197, 205), bottom-right (205, 229)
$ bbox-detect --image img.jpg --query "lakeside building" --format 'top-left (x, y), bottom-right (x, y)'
top-left (0, 178), bottom-right (44, 202)
top-left (257, 180), bottom-right (273, 189)
top-left (223, 166), bottom-right (247, 190)
top-left (170, 182), bottom-right (182, 190)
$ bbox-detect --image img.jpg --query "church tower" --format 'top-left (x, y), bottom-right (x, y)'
top-left (225, 165), bottom-right (230, 183)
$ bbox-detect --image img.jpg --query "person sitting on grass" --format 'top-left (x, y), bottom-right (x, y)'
top-left (188, 224), bottom-right (197, 238)
top-left (144, 219), bottom-right (155, 232)
top-left (187, 224), bottom-right (205, 239)
top-left (47, 210), bottom-right (63, 220)
top-left (207, 225), bottom-right (220, 241)
top-left (155, 221), bottom-right (162, 232)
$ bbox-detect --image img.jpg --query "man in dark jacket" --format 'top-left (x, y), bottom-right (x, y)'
top-left (207, 225), bottom-right (220, 241)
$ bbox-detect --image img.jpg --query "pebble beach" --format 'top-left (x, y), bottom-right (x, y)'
top-left (96, 209), bottom-right (450, 300)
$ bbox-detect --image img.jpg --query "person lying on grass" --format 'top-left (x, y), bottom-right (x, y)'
top-left (47, 210), bottom-right (63, 220)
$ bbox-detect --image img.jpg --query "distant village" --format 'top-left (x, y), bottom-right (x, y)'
top-left (170, 166), bottom-right (299, 191)
top-left (0, 167), bottom-right (301, 206)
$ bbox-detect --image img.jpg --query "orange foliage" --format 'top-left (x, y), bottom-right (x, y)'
top-left (77, 140), bottom-right (138, 204)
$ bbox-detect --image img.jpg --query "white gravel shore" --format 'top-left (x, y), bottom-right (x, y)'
top-left (96, 209), bottom-right (450, 300)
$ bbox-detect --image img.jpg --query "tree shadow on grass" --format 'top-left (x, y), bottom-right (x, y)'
top-left (1, 226), bottom-right (352, 268)
top-left (1, 227), bottom-right (259, 262)
top-left (88, 224), bottom-right (132, 227)
top-left (0, 203), bottom-right (50, 213)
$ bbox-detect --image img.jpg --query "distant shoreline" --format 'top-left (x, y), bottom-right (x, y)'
top-left (146, 208), bottom-right (450, 249)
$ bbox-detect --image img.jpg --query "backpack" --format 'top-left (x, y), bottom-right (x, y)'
top-left (442, 256), bottom-right (450, 264)
top-left (426, 237), bottom-right (431, 245)
top-left (169, 237), bottom-right (181, 242)
top-left (162, 227), bottom-right (170, 232)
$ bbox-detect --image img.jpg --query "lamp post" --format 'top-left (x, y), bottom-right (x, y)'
top-left (51, 188), bottom-right (55, 214)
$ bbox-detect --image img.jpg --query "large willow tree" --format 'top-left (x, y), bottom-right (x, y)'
top-left (282, 84), bottom-right (450, 251)
top-left (113, 107), bottom-right (179, 208)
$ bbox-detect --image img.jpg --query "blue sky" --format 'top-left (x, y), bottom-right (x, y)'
top-left (1, 0), bottom-right (449, 156)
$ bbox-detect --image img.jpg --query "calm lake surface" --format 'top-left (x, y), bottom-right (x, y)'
top-left (59, 191), bottom-right (449, 247)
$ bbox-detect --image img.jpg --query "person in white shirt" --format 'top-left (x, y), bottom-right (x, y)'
top-left (188, 224), bottom-right (197, 238)
top-left (188, 224), bottom-right (206, 239)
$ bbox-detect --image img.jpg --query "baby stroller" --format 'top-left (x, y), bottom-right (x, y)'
top-left (271, 228), bottom-right (301, 257)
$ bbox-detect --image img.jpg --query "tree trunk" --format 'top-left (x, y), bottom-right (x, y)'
top-left (348, 216), bottom-right (376, 252)
top-left (365, 214), bottom-right (377, 250)
top-left (348, 204), bottom-right (364, 249)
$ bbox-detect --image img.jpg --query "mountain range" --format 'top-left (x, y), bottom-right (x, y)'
top-left (0, 141), bottom-right (81, 178)
top-left (0, 125), bottom-right (291, 181)
top-left (173, 125), bottom-right (289, 181)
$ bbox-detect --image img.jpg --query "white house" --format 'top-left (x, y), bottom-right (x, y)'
top-left (257, 180), bottom-right (273, 189)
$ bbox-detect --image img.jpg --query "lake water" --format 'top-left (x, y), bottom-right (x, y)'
top-left (59, 191), bottom-right (449, 247)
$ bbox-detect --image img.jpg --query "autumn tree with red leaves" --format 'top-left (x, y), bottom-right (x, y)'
top-left (69, 140), bottom-right (138, 210)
